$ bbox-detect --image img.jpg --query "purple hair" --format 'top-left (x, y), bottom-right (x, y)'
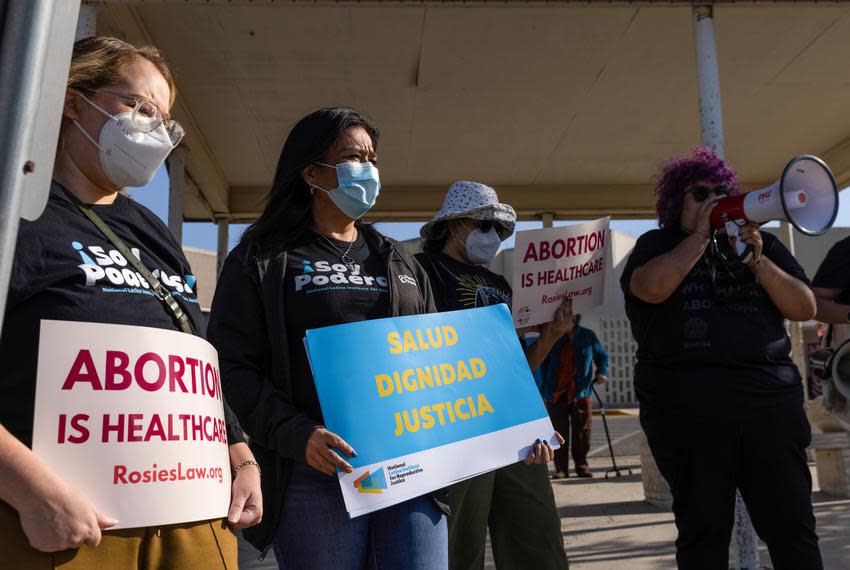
top-left (655, 147), bottom-right (739, 229)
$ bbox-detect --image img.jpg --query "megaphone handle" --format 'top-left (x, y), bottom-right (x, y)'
top-left (721, 220), bottom-right (754, 264)
top-left (724, 221), bottom-right (746, 256)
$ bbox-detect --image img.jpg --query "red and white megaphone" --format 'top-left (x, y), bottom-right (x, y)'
top-left (709, 155), bottom-right (839, 257)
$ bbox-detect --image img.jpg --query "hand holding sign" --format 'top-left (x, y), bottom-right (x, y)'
top-left (32, 321), bottom-right (232, 530)
top-left (539, 298), bottom-right (574, 341)
top-left (227, 458), bottom-right (263, 529)
top-left (523, 432), bottom-right (565, 465)
top-left (512, 218), bottom-right (610, 328)
top-left (17, 474), bottom-right (117, 552)
top-left (306, 427), bottom-right (356, 476)
top-left (305, 305), bottom-right (559, 517)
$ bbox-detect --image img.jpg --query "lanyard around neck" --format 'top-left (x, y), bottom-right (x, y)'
top-left (60, 186), bottom-right (194, 335)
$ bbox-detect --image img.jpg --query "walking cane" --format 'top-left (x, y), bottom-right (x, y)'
top-left (591, 385), bottom-right (632, 479)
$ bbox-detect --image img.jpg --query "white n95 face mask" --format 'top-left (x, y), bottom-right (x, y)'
top-left (465, 226), bottom-right (502, 265)
top-left (73, 92), bottom-right (175, 188)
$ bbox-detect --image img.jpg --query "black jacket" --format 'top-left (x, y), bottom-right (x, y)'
top-left (207, 226), bottom-right (439, 551)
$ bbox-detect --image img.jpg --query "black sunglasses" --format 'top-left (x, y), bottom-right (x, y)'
top-left (461, 219), bottom-right (495, 232)
top-left (686, 184), bottom-right (730, 202)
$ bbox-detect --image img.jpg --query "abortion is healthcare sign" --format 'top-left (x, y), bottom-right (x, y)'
top-left (32, 321), bottom-right (231, 529)
top-left (305, 305), bottom-right (558, 517)
top-left (511, 217), bottom-right (610, 328)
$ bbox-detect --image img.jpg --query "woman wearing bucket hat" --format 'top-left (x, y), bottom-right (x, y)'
top-left (416, 181), bottom-right (572, 570)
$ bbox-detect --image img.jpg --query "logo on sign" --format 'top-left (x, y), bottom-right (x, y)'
top-left (354, 468), bottom-right (387, 494)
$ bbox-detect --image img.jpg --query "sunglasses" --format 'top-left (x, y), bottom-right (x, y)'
top-left (460, 220), bottom-right (495, 232)
top-left (686, 184), bottom-right (730, 202)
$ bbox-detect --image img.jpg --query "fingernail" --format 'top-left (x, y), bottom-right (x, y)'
top-left (351, 450), bottom-right (358, 458)
top-left (535, 438), bottom-right (541, 444)
top-left (543, 440), bottom-right (549, 446)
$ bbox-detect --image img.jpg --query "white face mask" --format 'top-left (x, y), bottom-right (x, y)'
top-left (73, 92), bottom-right (175, 188)
top-left (460, 222), bottom-right (502, 265)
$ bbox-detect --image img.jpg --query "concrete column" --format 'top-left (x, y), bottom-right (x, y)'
top-left (693, 6), bottom-right (759, 568)
top-left (694, 5), bottom-right (725, 157)
top-left (75, 3), bottom-right (96, 40)
top-left (541, 211), bottom-right (555, 228)
top-left (166, 146), bottom-right (186, 245)
top-left (216, 218), bottom-right (229, 277)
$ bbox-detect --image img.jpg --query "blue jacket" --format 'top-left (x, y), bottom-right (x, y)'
top-left (532, 325), bottom-right (609, 401)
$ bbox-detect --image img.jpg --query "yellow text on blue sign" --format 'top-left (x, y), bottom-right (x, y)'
top-left (378, 325), bottom-right (495, 437)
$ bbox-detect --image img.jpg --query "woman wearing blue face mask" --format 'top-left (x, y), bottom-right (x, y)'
top-left (416, 181), bottom-right (572, 570)
top-left (207, 107), bottom-right (447, 569)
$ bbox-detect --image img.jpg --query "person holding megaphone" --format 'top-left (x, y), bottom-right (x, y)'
top-left (621, 147), bottom-right (823, 569)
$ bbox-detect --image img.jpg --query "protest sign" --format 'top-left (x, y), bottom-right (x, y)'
top-left (32, 321), bottom-right (231, 529)
top-left (305, 304), bottom-right (557, 517)
top-left (511, 217), bottom-right (610, 328)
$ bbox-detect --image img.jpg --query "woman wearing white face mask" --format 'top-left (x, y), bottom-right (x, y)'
top-left (207, 107), bottom-right (447, 569)
top-left (416, 181), bottom-right (572, 570)
top-left (0, 36), bottom-right (262, 568)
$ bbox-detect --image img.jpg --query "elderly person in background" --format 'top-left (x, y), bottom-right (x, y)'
top-left (536, 314), bottom-right (609, 479)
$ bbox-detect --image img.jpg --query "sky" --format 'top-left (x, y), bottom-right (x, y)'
top-left (127, 165), bottom-right (850, 253)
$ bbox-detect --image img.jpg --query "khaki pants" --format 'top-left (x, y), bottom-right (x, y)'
top-left (0, 499), bottom-right (237, 569)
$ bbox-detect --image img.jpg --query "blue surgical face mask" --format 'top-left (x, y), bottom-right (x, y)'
top-left (311, 161), bottom-right (381, 219)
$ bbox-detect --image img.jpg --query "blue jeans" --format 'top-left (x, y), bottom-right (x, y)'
top-left (274, 464), bottom-right (448, 570)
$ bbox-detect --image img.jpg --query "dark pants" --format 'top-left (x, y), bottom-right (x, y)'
top-left (640, 400), bottom-right (822, 570)
top-left (275, 464), bottom-right (447, 569)
top-left (546, 397), bottom-right (592, 475)
top-left (447, 462), bottom-right (568, 570)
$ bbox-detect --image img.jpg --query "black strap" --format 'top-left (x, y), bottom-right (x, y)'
top-left (61, 187), bottom-right (194, 335)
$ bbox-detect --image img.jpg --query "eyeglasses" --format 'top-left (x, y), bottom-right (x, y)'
top-left (686, 184), bottom-right (730, 202)
top-left (96, 90), bottom-right (185, 145)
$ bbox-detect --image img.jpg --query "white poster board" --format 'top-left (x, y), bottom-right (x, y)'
top-left (32, 321), bottom-right (231, 529)
top-left (511, 218), bottom-right (610, 328)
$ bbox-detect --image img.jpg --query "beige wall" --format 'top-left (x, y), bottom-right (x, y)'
top-left (183, 246), bottom-right (217, 312)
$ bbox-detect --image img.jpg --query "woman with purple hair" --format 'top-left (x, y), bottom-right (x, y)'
top-left (620, 148), bottom-right (822, 569)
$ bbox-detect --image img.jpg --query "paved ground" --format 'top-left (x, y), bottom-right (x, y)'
top-left (239, 415), bottom-right (850, 570)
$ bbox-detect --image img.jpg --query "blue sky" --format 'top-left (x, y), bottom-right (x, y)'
top-left (128, 165), bottom-right (850, 253)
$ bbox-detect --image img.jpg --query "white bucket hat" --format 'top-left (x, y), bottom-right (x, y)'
top-left (420, 180), bottom-right (517, 241)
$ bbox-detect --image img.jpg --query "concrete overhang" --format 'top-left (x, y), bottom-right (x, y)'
top-left (92, 1), bottom-right (850, 222)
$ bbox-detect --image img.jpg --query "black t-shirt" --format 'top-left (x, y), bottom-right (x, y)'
top-left (813, 236), bottom-right (850, 305)
top-left (0, 182), bottom-right (222, 447)
top-left (414, 251), bottom-right (512, 311)
top-left (620, 227), bottom-right (809, 418)
top-left (284, 231), bottom-right (391, 424)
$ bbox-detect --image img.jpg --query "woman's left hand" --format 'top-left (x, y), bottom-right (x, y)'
top-left (738, 222), bottom-right (763, 270)
top-left (228, 464), bottom-right (263, 530)
top-left (540, 298), bottom-right (574, 342)
top-left (523, 432), bottom-right (566, 465)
